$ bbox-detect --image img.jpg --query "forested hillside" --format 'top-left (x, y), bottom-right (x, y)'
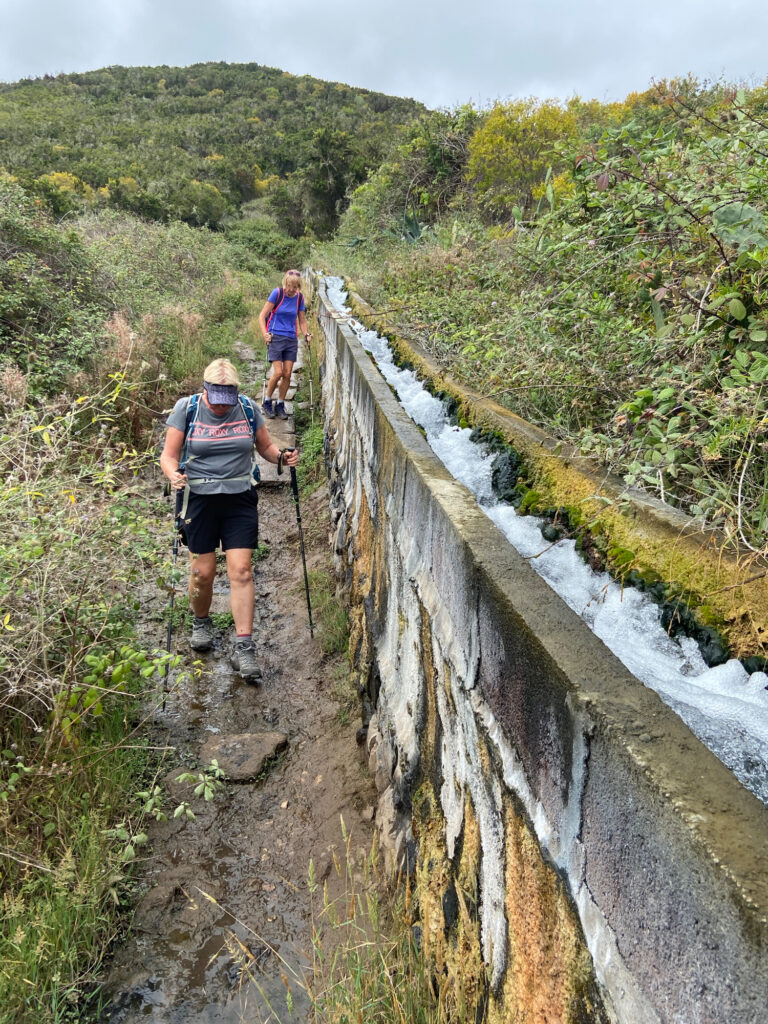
top-left (0, 61), bottom-right (424, 395)
top-left (0, 61), bottom-right (425, 236)
top-left (317, 79), bottom-right (768, 553)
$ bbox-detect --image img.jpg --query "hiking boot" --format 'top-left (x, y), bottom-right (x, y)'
top-left (190, 616), bottom-right (214, 651)
top-left (262, 397), bottom-right (275, 419)
top-left (276, 400), bottom-right (289, 419)
top-left (231, 640), bottom-right (262, 683)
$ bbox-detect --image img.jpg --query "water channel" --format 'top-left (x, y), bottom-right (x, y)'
top-left (323, 275), bottom-right (768, 807)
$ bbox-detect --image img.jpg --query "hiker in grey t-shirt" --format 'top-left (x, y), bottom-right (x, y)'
top-left (160, 358), bottom-right (299, 682)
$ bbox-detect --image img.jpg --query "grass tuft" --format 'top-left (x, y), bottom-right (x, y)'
top-left (308, 827), bottom-right (483, 1024)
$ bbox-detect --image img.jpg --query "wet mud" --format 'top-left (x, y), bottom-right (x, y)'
top-left (103, 484), bottom-right (376, 1024)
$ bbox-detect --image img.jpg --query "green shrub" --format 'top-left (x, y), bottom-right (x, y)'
top-left (0, 178), bottom-right (110, 395)
top-left (208, 285), bottom-right (250, 324)
top-left (225, 215), bottom-right (309, 270)
top-left (0, 384), bottom-right (180, 1022)
top-left (319, 80), bottom-right (768, 551)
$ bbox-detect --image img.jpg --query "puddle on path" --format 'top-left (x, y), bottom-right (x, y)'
top-left (103, 482), bottom-right (376, 1024)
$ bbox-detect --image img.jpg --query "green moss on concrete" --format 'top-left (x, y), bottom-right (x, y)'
top-left (412, 782), bottom-right (488, 1021)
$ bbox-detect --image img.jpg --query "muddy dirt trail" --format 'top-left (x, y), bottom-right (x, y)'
top-left (104, 472), bottom-right (376, 1022)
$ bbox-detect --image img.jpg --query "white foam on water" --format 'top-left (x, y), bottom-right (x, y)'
top-left (324, 276), bottom-right (768, 805)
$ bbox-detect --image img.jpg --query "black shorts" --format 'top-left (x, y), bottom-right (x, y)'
top-left (176, 489), bottom-right (259, 553)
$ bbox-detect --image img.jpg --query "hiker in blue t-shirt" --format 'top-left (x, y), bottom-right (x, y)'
top-left (257, 269), bottom-right (312, 419)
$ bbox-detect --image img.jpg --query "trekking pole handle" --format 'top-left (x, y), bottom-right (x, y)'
top-left (277, 447), bottom-right (297, 476)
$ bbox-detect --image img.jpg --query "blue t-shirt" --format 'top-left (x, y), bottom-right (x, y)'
top-left (267, 288), bottom-right (305, 339)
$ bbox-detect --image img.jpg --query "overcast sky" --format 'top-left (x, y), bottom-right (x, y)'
top-left (0, 0), bottom-right (766, 109)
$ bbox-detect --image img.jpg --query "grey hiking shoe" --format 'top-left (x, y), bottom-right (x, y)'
top-left (262, 398), bottom-right (275, 419)
top-left (276, 400), bottom-right (288, 419)
top-left (231, 640), bottom-right (262, 683)
top-left (190, 616), bottom-right (214, 651)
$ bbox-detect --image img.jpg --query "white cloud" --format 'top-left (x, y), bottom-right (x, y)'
top-left (0, 0), bottom-right (766, 106)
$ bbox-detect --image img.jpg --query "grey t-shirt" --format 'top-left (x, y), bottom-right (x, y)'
top-left (167, 394), bottom-right (265, 495)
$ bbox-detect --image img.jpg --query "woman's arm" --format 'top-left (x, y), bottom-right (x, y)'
top-left (297, 309), bottom-right (311, 339)
top-left (258, 301), bottom-right (275, 342)
top-left (254, 425), bottom-right (299, 466)
top-left (160, 427), bottom-right (188, 489)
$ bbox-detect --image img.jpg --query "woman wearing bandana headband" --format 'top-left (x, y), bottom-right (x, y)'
top-left (160, 358), bottom-right (299, 681)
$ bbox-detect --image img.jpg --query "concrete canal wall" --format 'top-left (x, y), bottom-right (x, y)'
top-left (316, 281), bottom-right (768, 1024)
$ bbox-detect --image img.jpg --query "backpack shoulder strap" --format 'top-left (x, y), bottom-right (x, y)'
top-left (239, 395), bottom-right (261, 487)
top-left (180, 393), bottom-right (202, 469)
top-left (184, 393), bottom-right (201, 432)
top-left (239, 395), bottom-right (257, 437)
top-left (266, 288), bottom-right (285, 330)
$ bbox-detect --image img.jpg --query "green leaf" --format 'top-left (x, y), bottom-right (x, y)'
top-left (650, 298), bottom-right (665, 334)
top-left (713, 202), bottom-right (768, 248)
top-left (728, 298), bottom-right (747, 321)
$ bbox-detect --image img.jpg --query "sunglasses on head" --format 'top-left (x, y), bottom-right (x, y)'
top-left (286, 270), bottom-right (301, 277)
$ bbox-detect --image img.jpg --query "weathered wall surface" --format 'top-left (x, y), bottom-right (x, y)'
top-left (316, 286), bottom-right (768, 1024)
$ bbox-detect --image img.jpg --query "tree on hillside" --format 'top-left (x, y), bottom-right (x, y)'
top-left (467, 99), bottom-right (577, 219)
top-left (337, 107), bottom-right (479, 242)
top-left (301, 126), bottom-right (363, 238)
top-left (403, 106), bottom-right (479, 219)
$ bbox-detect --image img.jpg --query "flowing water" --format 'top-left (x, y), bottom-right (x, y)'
top-left (323, 276), bottom-right (768, 806)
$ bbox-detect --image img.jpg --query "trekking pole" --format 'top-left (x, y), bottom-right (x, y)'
top-left (290, 466), bottom-right (314, 636)
top-left (260, 356), bottom-right (269, 407)
top-left (161, 506), bottom-right (181, 712)
top-left (306, 337), bottom-right (315, 427)
top-left (279, 450), bottom-right (314, 636)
